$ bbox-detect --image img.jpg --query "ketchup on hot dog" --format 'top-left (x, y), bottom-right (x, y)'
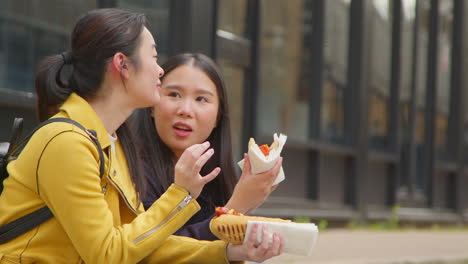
top-left (215, 207), bottom-right (242, 217)
top-left (259, 144), bottom-right (270, 156)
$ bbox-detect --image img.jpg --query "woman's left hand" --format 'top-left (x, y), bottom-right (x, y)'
top-left (226, 223), bottom-right (284, 262)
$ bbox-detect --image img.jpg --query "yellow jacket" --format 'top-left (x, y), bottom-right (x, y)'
top-left (0, 93), bottom-right (232, 264)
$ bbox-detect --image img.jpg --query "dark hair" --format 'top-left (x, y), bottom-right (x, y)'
top-left (133, 53), bottom-right (238, 206)
top-left (34, 8), bottom-right (149, 204)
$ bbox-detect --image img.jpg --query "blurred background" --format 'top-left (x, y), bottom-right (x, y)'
top-left (1, 0), bottom-right (467, 228)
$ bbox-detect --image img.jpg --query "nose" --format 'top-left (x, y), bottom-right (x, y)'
top-left (157, 64), bottom-right (164, 78)
top-left (176, 99), bottom-right (194, 118)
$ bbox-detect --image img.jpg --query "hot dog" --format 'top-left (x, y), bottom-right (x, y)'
top-left (209, 207), bottom-right (291, 244)
top-left (239, 134), bottom-right (287, 186)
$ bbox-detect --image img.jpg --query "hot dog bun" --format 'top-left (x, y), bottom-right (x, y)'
top-left (209, 208), bottom-right (291, 244)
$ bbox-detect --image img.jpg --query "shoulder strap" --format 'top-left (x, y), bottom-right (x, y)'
top-left (7, 117), bottom-right (105, 178)
top-left (1, 118), bottom-right (24, 193)
top-left (0, 118), bottom-right (106, 244)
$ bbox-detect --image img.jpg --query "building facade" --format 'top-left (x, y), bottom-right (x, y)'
top-left (1, 0), bottom-right (467, 225)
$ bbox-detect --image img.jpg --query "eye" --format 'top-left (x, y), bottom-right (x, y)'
top-left (167, 91), bottom-right (181, 98)
top-left (166, 91), bottom-right (182, 98)
top-left (196, 96), bottom-right (208, 102)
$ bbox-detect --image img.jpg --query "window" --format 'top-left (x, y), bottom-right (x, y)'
top-left (257, 0), bottom-right (311, 141)
top-left (414, 0), bottom-right (431, 144)
top-left (368, 0), bottom-right (392, 150)
top-left (435, 0), bottom-right (453, 160)
top-left (117, 0), bottom-right (170, 59)
top-left (217, 0), bottom-right (248, 159)
top-left (218, 0), bottom-right (247, 37)
top-left (400, 0), bottom-right (417, 142)
top-left (321, 0), bottom-right (350, 143)
top-left (0, 0), bottom-right (96, 92)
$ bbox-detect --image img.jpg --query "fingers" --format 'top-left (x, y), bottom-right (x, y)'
top-left (238, 154), bottom-right (251, 181)
top-left (271, 184), bottom-right (279, 192)
top-left (272, 156), bottom-right (283, 173)
top-left (271, 232), bottom-right (282, 256)
top-left (201, 167), bottom-right (221, 184)
top-left (278, 233), bottom-right (285, 254)
top-left (179, 141), bottom-right (210, 164)
top-left (193, 148), bottom-right (215, 174)
top-left (259, 224), bottom-right (270, 253)
top-left (246, 223), bottom-right (259, 248)
top-left (243, 153), bottom-right (252, 173)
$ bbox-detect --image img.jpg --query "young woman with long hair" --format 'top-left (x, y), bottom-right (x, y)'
top-left (0, 9), bottom-right (282, 263)
top-left (132, 53), bottom-right (282, 241)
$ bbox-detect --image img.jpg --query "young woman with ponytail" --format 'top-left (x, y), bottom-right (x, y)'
top-left (0, 8), bottom-right (283, 263)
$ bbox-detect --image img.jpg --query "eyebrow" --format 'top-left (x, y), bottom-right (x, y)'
top-left (164, 84), bottom-right (215, 97)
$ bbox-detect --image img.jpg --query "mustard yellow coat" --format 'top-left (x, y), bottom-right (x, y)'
top-left (0, 94), bottom-right (233, 264)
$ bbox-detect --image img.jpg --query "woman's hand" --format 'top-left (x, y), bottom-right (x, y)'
top-left (225, 154), bottom-right (282, 213)
top-left (174, 141), bottom-right (220, 199)
top-left (226, 223), bottom-right (284, 262)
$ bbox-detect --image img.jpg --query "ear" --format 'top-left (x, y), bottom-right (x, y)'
top-left (111, 52), bottom-right (130, 79)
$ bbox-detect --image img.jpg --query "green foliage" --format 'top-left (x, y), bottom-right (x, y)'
top-left (317, 219), bottom-right (328, 231)
top-left (293, 216), bottom-right (311, 223)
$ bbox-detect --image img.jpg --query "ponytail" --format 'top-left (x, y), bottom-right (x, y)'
top-left (35, 53), bottom-right (74, 122)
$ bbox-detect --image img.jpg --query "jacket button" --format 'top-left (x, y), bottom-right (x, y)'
top-left (113, 169), bottom-right (117, 176)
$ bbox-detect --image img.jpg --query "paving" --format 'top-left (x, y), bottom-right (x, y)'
top-left (249, 229), bottom-right (468, 264)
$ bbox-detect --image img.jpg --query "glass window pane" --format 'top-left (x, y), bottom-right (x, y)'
top-left (218, 0), bottom-right (247, 37)
top-left (257, 0), bottom-right (310, 141)
top-left (321, 0), bottom-right (350, 143)
top-left (435, 0), bottom-right (453, 159)
top-left (414, 0), bottom-right (431, 144)
top-left (0, 0), bottom-right (96, 92)
top-left (218, 62), bottom-right (245, 159)
top-left (400, 0), bottom-right (417, 141)
top-left (217, 0), bottom-right (248, 159)
top-left (368, 0), bottom-right (392, 150)
top-left (117, 0), bottom-right (170, 59)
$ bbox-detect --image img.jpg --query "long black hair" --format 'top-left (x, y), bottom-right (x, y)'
top-left (34, 8), bottom-right (148, 204)
top-left (132, 53), bottom-right (238, 206)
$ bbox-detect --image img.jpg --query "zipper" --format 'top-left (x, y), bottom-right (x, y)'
top-left (133, 195), bottom-right (192, 244)
top-left (107, 173), bottom-right (139, 216)
top-left (106, 147), bottom-right (139, 216)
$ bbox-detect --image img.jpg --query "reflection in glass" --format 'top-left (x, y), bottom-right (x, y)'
top-left (435, 0), bottom-right (453, 159)
top-left (217, 0), bottom-right (248, 159)
top-left (414, 0), bottom-right (431, 144)
top-left (0, 0), bottom-right (96, 92)
top-left (321, 79), bottom-right (344, 141)
top-left (218, 61), bottom-right (245, 160)
top-left (400, 0), bottom-right (416, 141)
top-left (218, 0), bottom-right (247, 37)
top-left (257, 0), bottom-right (310, 141)
top-left (321, 0), bottom-right (350, 143)
top-left (368, 0), bottom-right (392, 150)
top-left (117, 0), bottom-right (170, 59)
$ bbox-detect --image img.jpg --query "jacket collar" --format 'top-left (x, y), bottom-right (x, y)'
top-left (57, 93), bottom-right (111, 150)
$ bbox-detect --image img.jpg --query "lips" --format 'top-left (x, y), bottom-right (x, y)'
top-left (173, 122), bottom-right (193, 137)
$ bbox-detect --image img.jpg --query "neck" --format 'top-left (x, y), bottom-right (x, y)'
top-left (172, 152), bottom-right (181, 163)
top-left (88, 92), bottom-right (134, 135)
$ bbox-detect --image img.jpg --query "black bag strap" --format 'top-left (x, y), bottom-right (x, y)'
top-left (0, 118), bottom-right (106, 244)
top-left (6, 118), bottom-right (105, 178)
top-left (0, 207), bottom-right (53, 244)
top-left (0, 118), bottom-right (24, 193)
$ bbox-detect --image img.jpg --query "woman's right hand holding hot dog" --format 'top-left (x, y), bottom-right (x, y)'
top-left (174, 141), bottom-right (220, 199)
